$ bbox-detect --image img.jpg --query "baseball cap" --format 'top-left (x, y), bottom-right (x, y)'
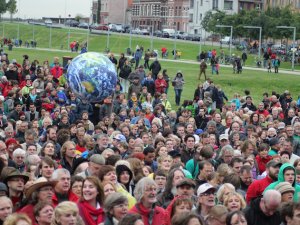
top-left (195, 129), bottom-right (204, 135)
top-left (197, 183), bottom-right (216, 196)
top-left (219, 134), bottom-right (229, 141)
top-left (168, 150), bottom-right (181, 158)
top-left (114, 134), bottom-right (127, 143)
top-left (266, 160), bottom-right (282, 168)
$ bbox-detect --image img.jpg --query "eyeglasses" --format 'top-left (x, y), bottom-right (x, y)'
top-left (201, 191), bottom-right (215, 196)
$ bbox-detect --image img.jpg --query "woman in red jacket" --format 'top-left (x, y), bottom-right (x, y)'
top-left (154, 73), bottom-right (167, 94)
top-left (78, 176), bottom-right (105, 225)
top-left (129, 177), bottom-right (167, 225)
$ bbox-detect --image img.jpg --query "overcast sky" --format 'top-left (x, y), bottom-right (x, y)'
top-left (4, 0), bottom-right (91, 19)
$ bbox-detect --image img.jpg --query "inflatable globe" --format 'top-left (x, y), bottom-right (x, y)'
top-left (66, 52), bottom-right (117, 102)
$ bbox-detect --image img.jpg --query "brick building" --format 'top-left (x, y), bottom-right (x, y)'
top-left (131, 0), bottom-right (190, 32)
top-left (263, 0), bottom-right (300, 12)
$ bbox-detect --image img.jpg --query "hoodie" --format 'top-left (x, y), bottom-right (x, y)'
top-left (264, 163), bottom-right (300, 201)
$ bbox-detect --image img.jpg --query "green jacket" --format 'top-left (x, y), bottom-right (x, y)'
top-left (264, 163), bottom-right (300, 202)
top-left (185, 158), bottom-right (199, 179)
top-left (268, 148), bottom-right (279, 156)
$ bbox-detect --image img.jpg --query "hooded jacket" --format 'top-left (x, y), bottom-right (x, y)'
top-left (264, 163), bottom-right (300, 201)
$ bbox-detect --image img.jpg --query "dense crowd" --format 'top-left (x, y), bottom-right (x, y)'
top-left (0, 48), bottom-right (299, 225)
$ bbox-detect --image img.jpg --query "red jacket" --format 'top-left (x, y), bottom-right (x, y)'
top-left (19, 204), bottom-right (38, 225)
top-left (129, 203), bottom-right (168, 225)
top-left (154, 78), bottom-right (167, 94)
top-left (50, 66), bottom-right (63, 79)
top-left (255, 155), bottom-right (272, 174)
top-left (52, 191), bottom-right (79, 208)
top-left (246, 175), bottom-right (273, 204)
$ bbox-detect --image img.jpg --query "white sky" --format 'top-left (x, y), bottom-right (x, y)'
top-left (4, 0), bottom-right (91, 19)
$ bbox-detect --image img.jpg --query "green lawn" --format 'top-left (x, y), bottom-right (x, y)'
top-left (4, 47), bottom-right (300, 108)
top-left (1, 22), bottom-right (299, 71)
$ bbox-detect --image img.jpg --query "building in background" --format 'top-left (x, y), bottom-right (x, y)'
top-left (131, 0), bottom-right (189, 32)
top-left (188, 0), bottom-right (238, 38)
top-left (92, 0), bottom-right (132, 24)
top-left (263, 0), bottom-right (300, 12)
top-left (238, 0), bottom-right (263, 11)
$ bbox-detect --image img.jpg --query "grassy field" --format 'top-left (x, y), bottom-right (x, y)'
top-left (4, 47), bottom-right (300, 108)
top-left (1, 22), bottom-right (299, 71)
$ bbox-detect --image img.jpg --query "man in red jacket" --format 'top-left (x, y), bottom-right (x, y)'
top-left (246, 160), bottom-right (281, 204)
top-left (51, 168), bottom-right (78, 207)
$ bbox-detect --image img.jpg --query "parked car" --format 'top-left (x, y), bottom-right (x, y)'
top-left (110, 24), bottom-right (124, 32)
top-left (44, 19), bottom-right (52, 25)
top-left (162, 31), bottom-right (170, 38)
top-left (153, 30), bottom-right (163, 37)
top-left (131, 28), bottom-right (141, 34)
top-left (220, 36), bottom-right (231, 44)
top-left (89, 23), bottom-right (99, 29)
top-left (186, 34), bottom-right (201, 41)
top-left (65, 20), bottom-right (79, 27)
top-left (140, 29), bottom-right (150, 35)
top-left (95, 24), bottom-right (109, 31)
top-left (178, 32), bottom-right (189, 40)
top-left (78, 23), bottom-right (89, 29)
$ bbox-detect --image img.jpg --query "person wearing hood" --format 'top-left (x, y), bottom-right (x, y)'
top-left (264, 163), bottom-right (300, 202)
top-left (116, 161), bottom-right (135, 196)
top-left (172, 71), bottom-right (185, 106)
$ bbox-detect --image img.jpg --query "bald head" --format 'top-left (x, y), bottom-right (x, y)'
top-left (261, 190), bottom-right (281, 216)
top-left (263, 190), bottom-right (281, 204)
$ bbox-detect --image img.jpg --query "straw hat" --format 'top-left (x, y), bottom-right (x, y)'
top-left (25, 177), bottom-right (57, 199)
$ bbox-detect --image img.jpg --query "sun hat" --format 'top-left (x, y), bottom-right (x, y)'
top-left (25, 177), bottom-right (57, 199)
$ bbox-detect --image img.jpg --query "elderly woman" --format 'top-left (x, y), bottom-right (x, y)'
top-left (223, 192), bottom-right (246, 212)
top-left (3, 213), bottom-right (32, 225)
top-left (51, 201), bottom-right (84, 225)
top-left (77, 177), bottom-right (105, 225)
top-left (101, 193), bottom-right (128, 225)
top-left (129, 177), bottom-right (167, 225)
top-left (12, 148), bottom-right (26, 172)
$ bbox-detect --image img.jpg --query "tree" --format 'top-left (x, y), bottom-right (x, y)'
top-left (0, 0), bottom-right (7, 21)
top-left (6, 0), bottom-right (17, 22)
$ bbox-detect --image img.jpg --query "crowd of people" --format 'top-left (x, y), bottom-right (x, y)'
top-left (0, 47), bottom-right (299, 225)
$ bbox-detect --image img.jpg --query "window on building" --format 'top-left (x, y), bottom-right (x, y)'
top-left (200, 0), bottom-right (203, 6)
top-left (213, 0), bottom-right (219, 10)
top-left (189, 14), bottom-right (193, 22)
top-left (224, 1), bottom-right (233, 10)
top-left (190, 0), bottom-right (194, 8)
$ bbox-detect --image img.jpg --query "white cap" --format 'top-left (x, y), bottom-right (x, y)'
top-left (197, 183), bottom-right (216, 196)
top-left (219, 134), bottom-right (229, 141)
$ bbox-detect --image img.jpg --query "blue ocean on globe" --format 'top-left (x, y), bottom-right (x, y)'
top-left (66, 52), bottom-right (117, 102)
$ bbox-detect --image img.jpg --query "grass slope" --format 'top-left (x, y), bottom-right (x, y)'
top-left (1, 22), bottom-right (299, 71)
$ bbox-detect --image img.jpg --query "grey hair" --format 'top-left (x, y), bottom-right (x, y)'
top-left (104, 192), bottom-right (128, 214)
top-left (134, 177), bottom-right (157, 203)
top-left (51, 168), bottom-right (70, 181)
top-left (207, 120), bottom-right (217, 127)
top-left (13, 148), bottom-right (26, 157)
top-left (219, 145), bottom-right (234, 158)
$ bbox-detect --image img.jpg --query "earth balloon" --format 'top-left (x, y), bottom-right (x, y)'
top-left (66, 52), bottom-right (117, 102)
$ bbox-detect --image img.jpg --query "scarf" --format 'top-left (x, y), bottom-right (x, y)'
top-left (78, 201), bottom-right (105, 225)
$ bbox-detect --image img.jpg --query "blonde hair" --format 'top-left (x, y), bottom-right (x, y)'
top-left (216, 183), bottom-right (235, 203)
top-left (51, 201), bottom-right (83, 225)
top-left (60, 141), bottom-right (76, 158)
top-left (223, 192), bottom-right (246, 210)
top-left (3, 213), bottom-right (31, 225)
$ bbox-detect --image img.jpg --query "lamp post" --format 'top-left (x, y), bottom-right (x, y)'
top-left (276, 26), bottom-right (296, 71)
top-left (216, 25), bottom-right (233, 57)
top-left (243, 26), bottom-right (262, 59)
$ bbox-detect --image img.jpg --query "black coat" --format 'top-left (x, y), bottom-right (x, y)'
top-left (244, 198), bottom-right (281, 225)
